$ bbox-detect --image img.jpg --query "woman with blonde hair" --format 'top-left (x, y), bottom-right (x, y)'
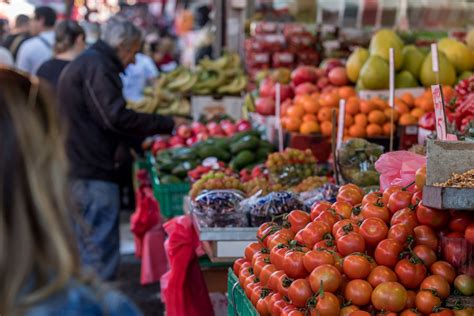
top-left (0, 67), bottom-right (141, 315)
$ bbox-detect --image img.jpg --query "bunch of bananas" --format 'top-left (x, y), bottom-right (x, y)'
top-left (155, 53), bottom-right (247, 96)
top-left (126, 88), bottom-right (191, 116)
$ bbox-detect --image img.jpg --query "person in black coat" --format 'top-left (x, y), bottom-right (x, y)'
top-left (58, 16), bottom-right (177, 281)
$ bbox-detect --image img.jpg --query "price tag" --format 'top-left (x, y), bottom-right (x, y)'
top-left (431, 43), bottom-right (439, 73)
top-left (389, 48), bottom-right (395, 108)
top-left (431, 84), bottom-right (447, 140)
top-left (336, 99), bottom-right (346, 150)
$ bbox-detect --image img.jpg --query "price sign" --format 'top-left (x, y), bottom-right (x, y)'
top-left (389, 48), bottom-right (395, 108)
top-left (275, 83), bottom-right (284, 152)
top-left (431, 84), bottom-right (447, 140)
top-left (337, 99), bottom-right (346, 150)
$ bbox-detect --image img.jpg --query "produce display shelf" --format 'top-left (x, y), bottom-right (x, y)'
top-left (146, 152), bottom-right (190, 218)
top-left (227, 269), bottom-right (258, 316)
top-left (423, 185), bottom-right (474, 211)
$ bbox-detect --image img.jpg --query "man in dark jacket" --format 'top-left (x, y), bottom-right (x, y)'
top-left (58, 16), bottom-right (175, 280)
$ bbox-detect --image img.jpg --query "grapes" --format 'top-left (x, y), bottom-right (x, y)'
top-left (266, 148), bottom-right (318, 186)
top-left (190, 171), bottom-right (244, 198)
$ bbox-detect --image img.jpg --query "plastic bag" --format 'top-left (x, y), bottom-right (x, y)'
top-left (375, 151), bottom-right (426, 192)
top-left (338, 138), bottom-right (383, 187)
top-left (241, 191), bottom-right (307, 227)
top-left (301, 183), bottom-right (340, 209)
top-left (130, 186), bottom-right (159, 239)
top-left (161, 215), bottom-right (214, 316)
top-left (192, 190), bottom-right (247, 227)
top-left (140, 224), bottom-right (168, 285)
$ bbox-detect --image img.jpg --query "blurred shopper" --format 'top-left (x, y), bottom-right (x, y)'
top-left (37, 20), bottom-right (85, 88)
top-left (16, 6), bottom-right (56, 74)
top-left (194, 5), bottom-right (214, 63)
top-left (121, 49), bottom-right (159, 102)
top-left (58, 16), bottom-right (175, 281)
top-left (2, 14), bottom-right (30, 60)
top-left (80, 21), bottom-right (100, 47)
top-left (0, 46), bottom-right (13, 66)
top-left (0, 67), bottom-right (141, 316)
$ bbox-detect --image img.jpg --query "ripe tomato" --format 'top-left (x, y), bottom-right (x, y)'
top-left (256, 296), bottom-right (271, 316)
top-left (453, 308), bottom-right (474, 316)
top-left (314, 238), bottom-right (337, 251)
top-left (367, 266), bottom-right (397, 288)
top-left (233, 257), bottom-right (247, 276)
top-left (414, 225), bottom-right (438, 251)
top-left (383, 185), bottom-right (403, 205)
top-left (430, 309), bottom-right (454, 316)
top-left (413, 244), bottom-right (437, 268)
top-left (277, 273), bottom-right (292, 297)
top-left (343, 254), bottom-right (372, 279)
top-left (430, 261), bottom-right (456, 284)
top-left (340, 305), bottom-right (360, 316)
top-left (420, 275), bottom-right (451, 299)
top-left (454, 274), bottom-right (474, 296)
top-left (267, 270), bottom-right (286, 292)
top-left (253, 255), bottom-right (270, 277)
top-left (270, 245), bottom-right (288, 270)
top-left (252, 250), bottom-right (269, 266)
top-left (257, 222), bottom-right (278, 246)
top-left (334, 222), bottom-right (360, 240)
top-left (245, 242), bottom-right (263, 262)
top-left (388, 223), bottom-right (413, 246)
top-left (250, 285), bottom-right (263, 305)
top-left (349, 312), bottom-right (371, 316)
top-left (311, 201), bottom-right (332, 220)
top-left (303, 249), bottom-right (335, 272)
top-left (415, 290), bottom-right (441, 315)
top-left (416, 204), bottom-right (450, 230)
top-left (337, 187), bottom-right (364, 206)
top-left (259, 264), bottom-right (276, 286)
top-left (351, 205), bottom-right (365, 223)
top-left (315, 210), bottom-right (340, 228)
top-left (244, 276), bottom-right (258, 297)
top-left (361, 202), bottom-right (390, 223)
top-left (443, 232), bottom-right (469, 268)
top-left (362, 191), bottom-right (383, 207)
top-left (340, 183), bottom-right (364, 196)
top-left (371, 282), bottom-right (408, 312)
top-left (238, 261), bottom-right (252, 286)
top-left (405, 290), bottom-right (417, 309)
top-left (287, 210), bottom-right (311, 234)
top-left (391, 207), bottom-right (419, 231)
top-left (337, 232), bottom-right (366, 256)
top-left (374, 238), bottom-right (403, 268)
top-left (267, 229), bottom-right (294, 250)
top-left (332, 219), bottom-right (357, 237)
top-left (360, 217), bottom-right (389, 247)
top-left (313, 291), bottom-right (340, 316)
top-left (449, 211), bottom-right (473, 232)
top-left (401, 309), bottom-right (421, 316)
top-left (333, 200), bottom-right (356, 219)
top-left (344, 279), bottom-right (373, 306)
top-left (271, 296), bottom-right (289, 316)
top-left (411, 191), bottom-right (423, 205)
top-left (288, 278), bottom-right (313, 307)
top-left (295, 221), bottom-right (331, 249)
top-left (283, 250), bottom-right (308, 279)
top-left (388, 190), bottom-right (413, 213)
top-left (309, 264), bottom-right (342, 293)
top-left (465, 223), bottom-right (474, 245)
top-left (395, 258), bottom-right (427, 289)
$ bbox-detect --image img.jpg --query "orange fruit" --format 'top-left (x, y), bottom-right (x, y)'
top-left (442, 85), bottom-right (454, 102)
top-left (366, 123), bottom-right (383, 137)
top-left (372, 97), bottom-right (387, 110)
top-left (410, 107), bottom-right (425, 119)
top-left (287, 104), bottom-right (305, 118)
top-left (303, 113), bottom-right (318, 122)
top-left (310, 92), bottom-right (321, 99)
top-left (284, 117), bottom-right (302, 132)
top-left (349, 125), bottom-right (366, 138)
top-left (346, 97), bottom-right (360, 115)
top-left (338, 86), bottom-right (356, 99)
top-left (395, 100), bottom-right (410, 114)
top-left (317, 107), bottom-right (333, 122)
top-left (300, 121), bottom-right (320, 135)
top-left (384, 108), bottom-right (399, 122)
top-left (368, 110), bottom-right (386, 125)
top-left (320, 121), bottom-right (333, 137)
top-left (383, 122), bottom-right (396, 136)
top-left (401, 93), bottom-right (415, 107)
top-left (399, 113), bottom-right (418, 126)
top-left (319, 91), bottom-right (340, 108)
top-left (418, 98), bottom-right (434, 112)
top-left (281, 100), bottom-right (293, 117)
top-left (360, 100), bottom-right (376, 114)
top-left (354, 113), bottom-right (368, 127)
top-left (344, 114), bottom-right (354, 127)
top-left (301, 96), bottom-right (320, 114)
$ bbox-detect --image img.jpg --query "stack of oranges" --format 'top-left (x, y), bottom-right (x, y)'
top-left (280, 86), bottom-right (451, 139)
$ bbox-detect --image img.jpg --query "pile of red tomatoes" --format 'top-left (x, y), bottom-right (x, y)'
top-left (233, 183), bottom-right (474, 316)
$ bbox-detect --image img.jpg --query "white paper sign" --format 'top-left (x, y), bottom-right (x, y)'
top-left (431, 84), bottom-right (447, 140)
top-left (337, 99), bottom-right (346, 150)
top-left (431, 43), bottom-right (439, 73)
top-left (389, 48), bottom-right (395, 108)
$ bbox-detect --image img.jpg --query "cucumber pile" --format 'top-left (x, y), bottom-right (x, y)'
top-left (154, 130), bottom-right (275, 184)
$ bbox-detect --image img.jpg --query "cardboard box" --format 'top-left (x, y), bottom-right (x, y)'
top-left (191, 96), bottom-right (243, 121)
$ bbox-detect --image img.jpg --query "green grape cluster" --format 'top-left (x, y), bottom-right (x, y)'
top-left (190, 171), bottom-right (243, 198)
top-left (266, 148), bottom-right (318, 186)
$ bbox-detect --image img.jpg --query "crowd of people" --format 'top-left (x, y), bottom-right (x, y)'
top-left (0, 5), bottom-right (189, 316)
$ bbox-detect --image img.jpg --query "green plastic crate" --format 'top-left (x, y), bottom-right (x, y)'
top-left (227, 269), bottom-right (258, 316)
top-left (145, 152), bottom-right (190, 218)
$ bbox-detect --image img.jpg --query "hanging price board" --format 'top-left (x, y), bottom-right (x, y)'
top-left (431, 84), bottom-right (447, 140)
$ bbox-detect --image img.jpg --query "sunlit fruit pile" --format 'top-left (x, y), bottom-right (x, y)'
top-left (267, 148), bottom-right (318, 186)
top-left (233, 182), bottom-right (474, 316)
top-left (189, 171), bottom-right (243, 198)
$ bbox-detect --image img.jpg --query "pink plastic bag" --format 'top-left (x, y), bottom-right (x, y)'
top-left (375, 151), bottom-right (426, 192)
top-left (140, 224), bottom-right (168, 285)
top-left (161, 215), bottom-right (214, 316)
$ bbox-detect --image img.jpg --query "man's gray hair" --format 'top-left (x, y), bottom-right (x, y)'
top-left (101, 16), bottom-right (142, 49)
